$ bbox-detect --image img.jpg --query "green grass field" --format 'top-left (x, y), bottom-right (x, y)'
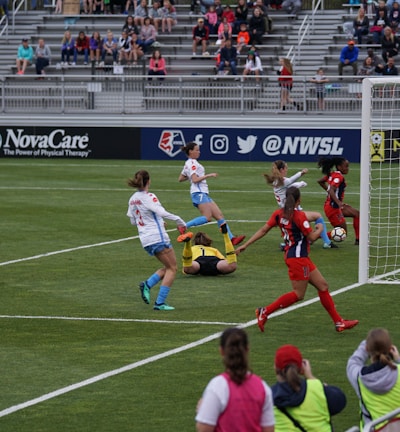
top-left (0, 158), bottom-right (398, 432)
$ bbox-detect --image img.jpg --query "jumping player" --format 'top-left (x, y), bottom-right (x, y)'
top-left (264, 160), bottom-right (337, 249)
top-left (236, 187), bottom-right (359, 333)
top-left (178, 141), bottom-right (245, 246)
top-left (317, 157), bottom-right (360, 245)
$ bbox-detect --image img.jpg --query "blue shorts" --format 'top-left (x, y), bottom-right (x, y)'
top-left (144, 242), bottom-right (172, 256)
top-left (191, 192), bottom-right (214, 208)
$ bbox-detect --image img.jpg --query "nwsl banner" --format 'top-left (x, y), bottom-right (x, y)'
top-left (142, 128), bottom-right (361, 162)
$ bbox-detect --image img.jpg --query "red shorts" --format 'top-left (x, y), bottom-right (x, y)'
top-left (324, 204), bottom-right (346, 227)
top-left (285, 257), bottom-right (316, 281)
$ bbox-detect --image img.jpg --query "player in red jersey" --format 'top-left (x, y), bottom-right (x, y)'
top-left (236, 187), bottom-right (359, 333)
top-left (317, 157), bottom-right (360, 245)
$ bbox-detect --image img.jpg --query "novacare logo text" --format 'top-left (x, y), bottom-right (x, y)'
top-left (0, 129), bottom-right (89, 149)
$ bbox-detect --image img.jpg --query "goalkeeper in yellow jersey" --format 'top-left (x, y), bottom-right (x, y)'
top-left (177, 223), bottom-right (237, 276)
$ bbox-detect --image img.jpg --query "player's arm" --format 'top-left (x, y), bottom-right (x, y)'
top-left (191, 172), bottom-right (218, 183)
top-left (178, 173), bottom-right (188, 182)
top-left (317, 175), bottom-right (328, 191)
top-left (235, 223), bottom-right (272, 254)
top-left (144, 196), bottom-right (186, 228)
top-left (283, 169), bottom-right (308, 187)
top-left (307, 222), bottom-right (323, 243)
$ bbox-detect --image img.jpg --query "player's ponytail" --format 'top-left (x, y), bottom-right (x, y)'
top-left (318, 157), bottom-right (346, 175)
top-left (264, 160), bottom-right (286, 187)
top-left (283, 186), bottom-right (300, 220)
top-left (127, 170), bottom-right (150, 189)
top-left (220, 327), bottom-right (249, 385)
top-left (181, 141), bottom-right (197, 155)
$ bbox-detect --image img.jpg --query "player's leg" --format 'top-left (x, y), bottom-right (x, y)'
top-left (139, 268), bottom-right (165, 304)
top-left (342, 204), bottom-right (360, 244)
top-left (220, 222), bottom-right (237, 264)
top-left (304, 210), bottom-right (335, 248)
top-left (153, 247), bottom-right (178, 310)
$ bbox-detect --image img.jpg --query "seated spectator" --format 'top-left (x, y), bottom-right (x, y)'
top-left (190, 0), bottom-right (214, 15)
top-left (16, 37), bottom-right (34, 75)
top-left (192, 17), bottom-right (210, 57)
top-left (61, 30), bottom-right (75, 67)
top-left (214, 0), bottom-right (223, 20)
top-left (134, 0), bottom-right (148, 27)
top-left (148, 0), bottom-right (162, 33)
top-left (54, 0), bottom-right (62, 13)
top-left (179, 228), bottom-right (237, 276)
top-left (389, 1), bottom-right (400, 32)
top-left (130, 32), bottom-right (143, 64)
top-left (101, 30), bottom-right (118, 66)
top-left (216, 18), bottom-right (233, 49)
top-left (338, 39), bottom-right (359, 77)
top-left (204, 4), bottom-right (219, 35)
top-left (110, 0), bottom-right (124, 14)
top-left (236, 22), bottom-right (250, 54)
top-left (233, 0), bottom-right (248, 34)
top-left (347, 328), bottom-right (400, 431)
top-left (160, 0), bottom-right (177, 34)
top-left (282, 0), bottom-right (302, 18)
top-left (249, 7), bottom-right (266, 45)
top-left (0, 0), bottom-right (9, 19)
top-left (83, 0), bottom-right (93, 13)
top-left (138, 16), bottom-right (157, 53)
top-left (122, 15), bottom-right (139, 38)
top-left (272, 344), bottom-right (346, 431)
top-left (366, 47), bottom-right (383, 67)
top-left (117, 30), bottom-right (131, 64)
top-left (381, 25), bottom-right (399, 62)
top-left (371, 8), bottom-right (390, 43)
top-left (221, 4), bottom-right (235, 25)
top-left (217, 38), bottom-right (238, 76)
top-left (92, 0), bottom-right (104, 13)
top-left (375, 55), bottom-right (399, 74)
top-left (243, 50), bottom-right (263, 83)
top-left (89, 31), bottom-right (102, 64)
top-left (353, 7), bottom-right (370, 45)
top-left (148, 49), bottom-right (166, 80)
top-left (358, 55), bottom-right (376, 76)
top-left (73, 31), bottom-right (90, 66)
top-left (35, 38), bottom-right (51, 77)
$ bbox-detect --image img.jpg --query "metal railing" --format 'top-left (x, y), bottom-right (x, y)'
top-left (0, 74), bottom-right (379, 115)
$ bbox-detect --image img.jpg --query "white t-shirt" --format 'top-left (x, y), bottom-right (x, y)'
top-left (126, 190), bottom-right (185, 247)
top-left (181, 158), bottom-right (209, 195)
top-left (273, 172), bottom-right (307, 208)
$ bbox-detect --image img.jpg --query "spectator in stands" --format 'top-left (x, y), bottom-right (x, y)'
top-left (366, 47), bottom-right (383, 67)
top-left (353, 7), bottom-right (370, 45)
top-left (133, 0), bottom-right (148, 26)
top-left (54, 0), bottom-right (62, 13)
top-left (192, 18), bottom-right (210, 57)
top-left (249, 7), bottom-right (266, 45)
top-left (214, 0), bottom-right (223, 20)
top-left (243, 50), bottom-right (263, 84)
top-left (138, 16), bottom-right (157, 53)
top-left (216, 18), bottom-right (233, 49)
top-left (375, 55), bottom-right (399, 74)
top-left (92, 0), bottom-right (104, 14)
top-left (101, 30), bottom-right (118, 66)
top-left (338, 39), bottom-right (359, 77)
top-left (236, 22), bottom-right (250, 54)
top-left (381, 26), bottom-right (399, 62)
top-left (278, 57), bottom-right (297, 110)
top-left (233, 0), bottom-right (248, 34)
top-left (371, 8), bottom-right (390, 43)
top-left (358, 55), bottom-right (375, 77)
top-left (221, 4), bottom-right (235, 24)
top-left (117, 30), bottom-right (132, 64)
top-left (270, 0), bottom-right (283, 9)
top-left (130, 32), bottom-right (143, 64)
top-left (111, 0), bottom-right (124, 14)
top-left (310, 67), bottom-right (329, 110)
top-left (196, 328), bottom-right (275, 432)
top-left (375, 0), bottom-right (389, 18)
top-left (31, 0), bottom-right (49, 10)
top-left (282, 0), bottom-right (302, 19)
top-left (149, 0), bottom-right (162, 33)
top-left (83, 0), bottom-right (93, 14)
top-left (190, 0), bottom-right (214, 15)
top-left (73, 31), bottom-right (90, 66)
top-left (204, 4), bottom-right (219, 35)
top-left (35, 38), bottom-right (51, 77)
top-left (0, 0), bottom-right (9, 19)
top-left (272, 344), bottom-right (347, 431)
top-left (61, 30), bottom-right (75, 67)
top-left (16, 37), bottom-right (34, 75)
top-left (160, 0), bottom-right (177, 34)
top-left (148, 48), bottom-right (167, 80)
top-left (389, 1), bottom-right (400, 31)
top-left (217, 38), bottom-right (238, 76)
top-left (122, 15), bottom-right (139, 37)
top-left (89, 31), bottom-right (102, 64)
top-left (347, 328), bottom-right (400, 431)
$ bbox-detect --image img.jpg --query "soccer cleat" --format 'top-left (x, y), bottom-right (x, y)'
top-left (139, 281), bottom-right (150, 304)
top-left (280, 242), bottom-right (286, 251)
top-left (177, 231), bottom-right (193, 243)
top-left (323, 242), bottom-right (338, 249)
top-left (220, 222), bottom-right (228, 234)
top-left (354, 239), bottom-right (359, 246)
top-left (153, 303), bottom-right (175, 311)
top-left (231, 235), bottom-right (245, 246)
top-left (335, 319), bottom-right (359, 333)
top-left (178, 226), bottom-right (186, 235)
top-left (255, 307), bottom-right (268, 332)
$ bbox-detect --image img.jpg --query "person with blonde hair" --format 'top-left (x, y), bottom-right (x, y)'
top-left (277, 57), bottom-right (297, 111)
top-left (347, 328), bottom-right (400, 430)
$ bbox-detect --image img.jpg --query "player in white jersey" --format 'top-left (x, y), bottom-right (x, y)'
top-left (264, 160), bottom-right (336, 249)
top-left (127, 170), bottom-right (186, 311)
top-left (178, 141), bottom-right (245, 246)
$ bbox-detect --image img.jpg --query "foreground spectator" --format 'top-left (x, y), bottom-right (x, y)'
top-left (16, 37), bottom-right (33, 75)
top-left (138, 16), bottom-right (157, 53)
top-left (130, 33), bottom-right (144, 64)
top-left (192, 18), bottom-right (210, 57)
top-left (73, 31), bottom-right (90, 65)
top-left (310, 66), bottom-right (329, 110)
top-left (89, 31), bottom-right (102, 64)
top-left (353, 7), bottom-right (370, 45)
top-left (61, 30), bottom-right (75, 66)
top-left (338, 39), bottom-right (359, 77)
top-left (217, 38), bottom-right (238, 76)
top-left (249, 7), bottom-right (266, 45)
top-left (381, 25), bottom-right (399, 62)
top-left (101, 30), bottom-right (118, 65)
top-left (35, 38), bottom-right (51, 77)
top-left (148, 49), bottom-right (166, 80)
top-left (375, 55), bottom-right (399, 74)
top-left (117, 30), bottom-right (131, 64)
top-left (236, 22), bottom-right (250, 54)
top-left (243, 50), bottom-right (263, 83)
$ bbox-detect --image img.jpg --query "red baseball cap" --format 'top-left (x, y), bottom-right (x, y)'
top-left (275, 344), bottom-right (303, 370)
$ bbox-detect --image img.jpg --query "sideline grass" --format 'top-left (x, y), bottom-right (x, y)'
top-left (0, 159), bottom-right (398, 431)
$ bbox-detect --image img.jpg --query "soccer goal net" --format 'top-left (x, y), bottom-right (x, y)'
top-left (359, 77), bottom-right (400, 284)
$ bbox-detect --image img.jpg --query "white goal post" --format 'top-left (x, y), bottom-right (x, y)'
top-left (359, 77), bottom-right (400, 284)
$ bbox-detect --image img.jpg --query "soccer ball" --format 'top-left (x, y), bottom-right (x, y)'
top-left (331, 227), bottom-right (347, 242)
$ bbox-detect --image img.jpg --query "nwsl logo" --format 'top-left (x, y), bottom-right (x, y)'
top-left (158, 130), bottom-right (185, 157)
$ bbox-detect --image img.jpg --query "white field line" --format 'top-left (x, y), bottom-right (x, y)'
top-left (0, 281), bottom-right (362, 419)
